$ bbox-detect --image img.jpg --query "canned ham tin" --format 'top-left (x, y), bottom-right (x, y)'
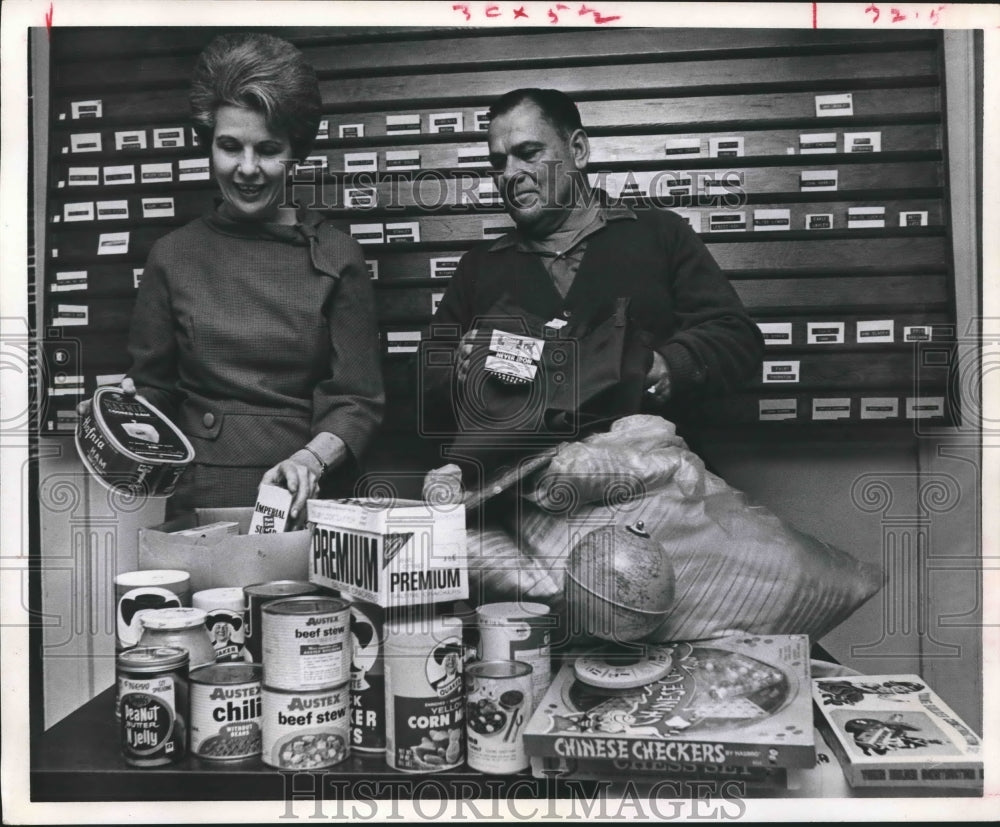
top-left (477, 602), bottom-right (553, 709)
top-left (465, 660), bottom-right (534, 774)
top-left (243, 580), bottom-right (321, 662)
top-left (117, 646), bottom-right (189, 767)
top-left (261, 685), bottom-right (350, 769)
top-left (384, 613), bottom-right (465, 773)
top-left (262, 596), bottom-right (351, 691)
top-left (76, 387), bottom-right (194, 498)
top-left (189, 663), bottom-right (262, 760)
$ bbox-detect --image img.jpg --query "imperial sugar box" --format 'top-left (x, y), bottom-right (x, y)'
top-left (307, 498), bottom-right (467, 608)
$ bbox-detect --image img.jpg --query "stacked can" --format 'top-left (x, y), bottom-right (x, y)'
top-left (242, 580), bottom-right (320, 662)
top-left (384, 613), bottom-right (465, 772)
top-left (476, 602), bottom-right (554, 709)
top-left (192, 587), bottom-right (251, 663)
top-left (189, 663), bottom-right (263, 761)
top-left (345, 599), bottom-right (386, 753)
top-left (259, 595), bottom-right (353, 769)
top-left (117, 645), bottom-right (190, 767)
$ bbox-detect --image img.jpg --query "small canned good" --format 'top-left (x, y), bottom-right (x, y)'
top-left (348, 600), bottom-right (385, 752)
top-left (115, 569), bottom-right (191, 650)
top-left (262, 596), bottom-right (351, 691)
top-left (261, 685), bottom-right (351, 769)
top-left (189, 663), bottom-right (263, 760)
top-left (384, 613), bottom-right (465, 773)
top-left (193, 587), bottom-right (250, 663)
top-left (117, 646), bottom-right (189, 767)
top-left (137, 607), bottom-right (217, 671)
top-left (243, 580), bottom-right (321, 662)
top-left (477, 602), bottom-right (553, 709)
top-left (465, 660), bottom-right (534, 774)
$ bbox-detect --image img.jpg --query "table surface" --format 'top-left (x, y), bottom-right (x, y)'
top-left (31, 686), bottom-right (980, 803)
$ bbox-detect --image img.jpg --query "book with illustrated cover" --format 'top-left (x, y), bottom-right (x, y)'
top-left (812, 674), bottom-right (983, 790)
top-left (523, 635), bottom-right (816, 770)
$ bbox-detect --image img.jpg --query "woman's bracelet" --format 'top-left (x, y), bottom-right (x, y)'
top-left (302, 445), bottom-right (328, 477)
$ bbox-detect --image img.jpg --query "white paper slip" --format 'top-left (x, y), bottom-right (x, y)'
top-left (133, 268), bottom-right (144, 289)
top-left (482, 220), bottom-right (513, 239)
top-left (800, 170), bottom-right (838, 191)
top-left (141, 197), bottom-right (175, 218)
top-left (664, 137), bottom-right (703, 158)
top-left (386, 330), bottom-right (422, 353)
top-left (430, 257), bottom-right (461, 278)
top-left (860, 397), bottom-right (899, 420)
top-left (63, 202), bottom-right (95, 222)
top-left (477, 179), bottom-right (501, 205)
top-left (339, 123), bottom-right (364, 139)
top-left (67, 167), bottom-right (100, 187)
top-left (812, 398), bottom-right (851, 420)
top-left (753, 209), bottom-right (790, 231)
top-left (295, 155), bottom-right (328, 174)
top-left (350, 222), bottom-right (385, 244)
top-left (177, 158), bottom-right (210, 181)
top-left (141, 162), bottom-right (173, 184)
top-left (759, 399), bottom-right (797, 421)
top-left (431, 292), bottom-right (444, 315)
top-left (903, 325), bottom-right (932, 342)
top-left (97, 231), bottom-right (130, 255)
top-left (343, 151), bottom-right (378, 172)
top-left (807, 322), bottom-right (845, 345)
top-left (856, 319), bottom-right (895, 343)
top-left (799, 133), bottom-right (838, 154)
top-left (316, 119), bottom-right (330, 140)
top-left (757, 322), bottom-right (793, 346)
top-left (51, 271), bottom-right (89, 292)
top-left (345, 186), bottom-right (377, 209)
top-left (430, 112), bottom-right (463, 133)
top-left (899, 210), bottom-right (928, 227)
top-left (385, 221), bottom-right (420, 243)
top-left (474, 110), bottom-right (490, 131)
top-left (709, 136), bottom-right (744, 158)
top-left (386, 114), bottom-right (421, 135)
top-left (672, 210), bottom-right (701, 233)
top-left (52, 304), bottom-right (89, 326)
top-left (70, 132), bottom-right (102, 153)
top-left (702, 172), bottom-right (743, 197)
top-left (844, 131), bottom-right (881, 153)
top-left (96, 200), bottom-right (129, 220)
top-left (656, 173), bottom-right (693, 197)
top-left (905, 397), bottom-right (945, 419)
top-left (708, 211), bottom-right (746, 232)
top-left (806, 213), bottom-right (834, 230)
top-left (847, 206), bottom-right (886, 228)
top-left (71, 99), bottom-right (102, 119)
top-left (103, 164), bottom-right (136, 185)
top-left (115, 130), bottom-right (147, 151)
top-left (385, 150), bottom-right (421, 170)
top-left (815, 93), bottom-right (853, 117)
top-left (365, 260), bottom-right (379, 280)
top-left (152, 127), bottom-right (185, 149)
top-left (763, 360), bottom-right (800, 383)
top-left (49, 375), bottom-right (85, 395)
top-left (190, 128), bottom-right (201, 146)
top-left (457, 146), bottom-right (492, 168)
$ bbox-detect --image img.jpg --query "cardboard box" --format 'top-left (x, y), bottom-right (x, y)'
top-left (307, 498), bottom-right (466, 607)
top-left (139, 507), bottom-right (310, 593)
top-left (170, 520), bottom-right (239, 539)
top-left (813, 674), bottom-right (983, 790)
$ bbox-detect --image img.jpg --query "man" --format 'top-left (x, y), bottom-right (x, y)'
top-left (423, 88), bottom-right (763, 484)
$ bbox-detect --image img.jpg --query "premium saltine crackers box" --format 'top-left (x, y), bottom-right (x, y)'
top-left (307, 498), bottom-right (467, 607)
top-left (524, 635), bottom-right (815, 770)
top-left (812, 674), bottom-right (983, 790)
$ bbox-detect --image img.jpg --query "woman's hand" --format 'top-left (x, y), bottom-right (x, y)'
top-left (260, 450), bottom-right (323, 526)
top-left (76, 377), bottom-right (137, 417)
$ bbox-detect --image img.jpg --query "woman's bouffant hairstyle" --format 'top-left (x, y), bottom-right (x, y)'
top-left (189, 33), bottom-right (322, 161)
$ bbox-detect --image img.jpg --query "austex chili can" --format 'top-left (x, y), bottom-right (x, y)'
top-left (261, 685), bottom-right (351, 770)
top-left (117, 646), bottom-right (189, 767)
top-left (261, 595), bottom-right (351, 691)
top-left (189, 663), bottom-right (263, 760)
top-left (243, 580), bottom-right (321, 663)
top-left (347, 599), bottom-right (386, 752)
top-left (384, 613), bottom-right (465, 773)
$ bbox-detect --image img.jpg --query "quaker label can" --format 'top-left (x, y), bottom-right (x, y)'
top-left (348, 600), bottom-right (385, 752)
top-left (189, 663), bottom-right (262, 760)
top-left (477, 601), bottom-right (553, 709)
top-left (465, 660), bottom-right (534, 774)
top-left (262, 596), bottom-right (351, 691)
top-left (261, 685), bottom-right (351, 770)
top-left (193, 587), bottom-right (250, 663)
top-left (384, 614), bottom-right (465, 773)
top-left (243, 580), bottom-right (321, 663)
top-left (117, 646), bottom-right (189, 767)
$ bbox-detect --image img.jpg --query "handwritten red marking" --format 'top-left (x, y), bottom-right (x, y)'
top-left (486, 4), bottom-right (501, 17)
top-left (548, 7), bottom-right (559, 23)
top-left (890, 7), bottom-right (906, 22)
top-left (579, 3), bottom-right (620, 23)
top-left (452, 3), bottom-right (471, 21)
top-left (513, 5), bottom-right (528, 18)
top-left (865, 3), bottom-right (880, 23)
top-left (812, 1), bottom-right (818, 27)
top-left (45, 2), bottom-right (54, 37)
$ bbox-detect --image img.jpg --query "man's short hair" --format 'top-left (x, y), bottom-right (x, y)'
top-left (488, 88), bottom-right (584, 138)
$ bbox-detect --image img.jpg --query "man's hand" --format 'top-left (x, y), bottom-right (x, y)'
top-left (644, 350), bottom-right (672, 404)
top-left (456, 328), bottom-right (482, 384)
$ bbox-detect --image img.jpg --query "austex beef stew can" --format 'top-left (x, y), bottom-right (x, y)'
top-left (117, 645), bottom-right (189, 767)
top-left (76, 387), bottom-right (194, 498)
top-left (243, 580), bottom-right (321, 663)
top-left (347, 599), bottom-right (386, 752)
top-left (189, 663), bottom-right (263, 760)
top-left (261, 595), bottom-right (351, 691)
top-left (261, 684), bottom-right (351, 769)
top-left (384, 613), bottom-right (465, 773)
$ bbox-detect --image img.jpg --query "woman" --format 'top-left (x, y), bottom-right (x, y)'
top-left (85, 33), bottom-right (384, 522)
